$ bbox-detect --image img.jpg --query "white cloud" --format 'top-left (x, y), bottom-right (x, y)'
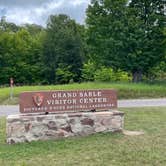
top-left (0, 0), bottom-right (47, 7)
top-left (71, 0), bottom-right (89, 6)
top-left (0, 0), bottom-right (90, 26)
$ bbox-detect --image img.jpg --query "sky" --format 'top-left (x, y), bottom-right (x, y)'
top-left (0, 0), bottom-right (90, 26)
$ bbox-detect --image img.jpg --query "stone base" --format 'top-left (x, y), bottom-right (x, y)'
top-left (6, 111), bottom-right (124, 144)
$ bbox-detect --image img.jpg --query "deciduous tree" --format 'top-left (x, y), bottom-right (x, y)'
top-left (42, 14), bottom-right (84, 84)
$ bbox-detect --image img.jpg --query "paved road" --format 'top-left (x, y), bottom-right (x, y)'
top-left (119, 98), bottom-right (166, 108)
top-left (0, 98), bottom-right (166, 117)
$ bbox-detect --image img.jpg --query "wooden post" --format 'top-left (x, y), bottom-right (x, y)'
top-left (10, 77), bottom-right (14, 99)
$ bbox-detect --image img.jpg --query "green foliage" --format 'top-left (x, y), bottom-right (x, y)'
top-left (94, 66), bottom-right (131, 82)
top-left (94, 67), bottom-right (116, 82)
top-left (86, 0), bottom-right (166, 82)
top-left (81, 62), bottom-right (132, 82)
top-left (55, 64), bottom-right (75, 84)
top-left (1, 3), bottom-right (166, 86)
top-left (126, 0), bottom-right (166, 81)
top-left (0, 16), bottom-right (19, 32)
top-left (22, 23), bottom-right (44, 36)
top-left (42, 14), bottom-right (84, 84)
top-left (81, 61), bottom-right (96, 81)
top-left (115, 70), bottom-right (132, 82)
top-left (146, 61), bottom-right (166, 82)
top-left (0, 26), bottom-right (43, 84)
top-left (86, 0), bottom-right (128, 67)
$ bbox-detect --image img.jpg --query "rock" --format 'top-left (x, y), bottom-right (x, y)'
top-left (123, 130), bottom-right (144, 136)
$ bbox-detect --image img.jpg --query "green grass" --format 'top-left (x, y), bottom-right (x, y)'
top-left (0, 107), bottom-right (166, 166)
top-left (0, 82), bottom-right (166, 104)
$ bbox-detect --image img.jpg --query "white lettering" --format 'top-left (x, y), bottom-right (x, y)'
top-left (79, 98), bottom-right (107, 104)
top-left (47, 99), bottom-right (77, 105)
top-left (79, 91), bottom-right (102, 98)
top-left (52, 93), bottom-right (56, 98)
top-left (52, 92), bottom-right (77, 98)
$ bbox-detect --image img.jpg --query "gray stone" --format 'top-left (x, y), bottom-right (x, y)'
top-left (6, 111), bottom-right (124, 144)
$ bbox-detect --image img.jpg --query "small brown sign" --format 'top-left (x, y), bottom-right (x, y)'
top-left (19, 89), bottom-right (117, 114)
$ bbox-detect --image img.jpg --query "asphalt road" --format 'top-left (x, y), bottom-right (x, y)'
top-left (0, 98), bottom-right (166, 117)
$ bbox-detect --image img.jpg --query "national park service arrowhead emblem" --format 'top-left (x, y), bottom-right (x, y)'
top-left (33, 93), bottom-right (44, 107)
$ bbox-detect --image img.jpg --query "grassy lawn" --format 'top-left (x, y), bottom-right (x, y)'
top-left (0, 82), bottom-right (166, 104)
top-left (0, 107), bottom-right (166, 166)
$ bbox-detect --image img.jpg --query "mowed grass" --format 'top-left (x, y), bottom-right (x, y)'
top-left (0, 82), bottom-right (166, 104)
top-left (0, 107), bottom-right (166, 166)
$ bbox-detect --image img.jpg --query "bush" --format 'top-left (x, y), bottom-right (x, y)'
top-left (146, 61), bottom-right (166, 82)
top-left (55, 64), bottom-right (74, 84)
top-left (81, 61), bottom-right (96, 81)
top-left (81, 63), bottom-right (131, 82)
top-left (94, 67), bottom-right (116, 82)
top-left (94, 66), bottom-right (131, 82)
top-left (115, 70), bottom-right (132, 82)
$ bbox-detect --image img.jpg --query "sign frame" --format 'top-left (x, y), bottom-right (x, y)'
top-left (19, 89), bottom-right (117, 114)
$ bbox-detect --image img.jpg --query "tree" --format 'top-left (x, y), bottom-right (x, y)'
top-left (0, 31), bottom-right (14, 84)
top-left (0, 16), bottom-right (19, 32)
top-left (0, 27), bottom-right (44, 85)
top-left (22, 23), bottom-right (44, 36)
top-left (42, 14), bottom-right (84, 84)
top-left (86, 0), bottom-right (166, 82)
top-left (125, 0), bottom-right (166, 82)
top-left (86, 0), bottom-right (128, 68)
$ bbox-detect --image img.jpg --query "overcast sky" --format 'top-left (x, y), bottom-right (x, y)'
top-left (0, 0), bottom-right (90, 26)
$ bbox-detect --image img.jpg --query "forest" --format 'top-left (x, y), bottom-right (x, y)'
top-left (0, 0), bottom-right (166, 85)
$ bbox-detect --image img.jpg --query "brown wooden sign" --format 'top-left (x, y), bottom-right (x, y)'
top-left (19, 89), bottom-right (117, 114)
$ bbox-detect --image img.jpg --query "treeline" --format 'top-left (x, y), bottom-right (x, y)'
top-left (0, 0), bottom-right (166, 85)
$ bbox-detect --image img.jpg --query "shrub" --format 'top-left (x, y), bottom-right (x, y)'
top-left (81, 61), bottom-right (96, 81)
top-left (146, 61), bottom-right (166, 82)
top-left (94, 67), bottom-right (116, 82)
top-left (115, 70), bottom-right (132, 82)
top-left (94, 66), bottom-right (131, 82)
top-left (55, 64), bottom-right (74, 84)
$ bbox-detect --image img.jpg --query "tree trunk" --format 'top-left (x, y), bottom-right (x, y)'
top-left (132, 70), bottom-right (143, 82)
